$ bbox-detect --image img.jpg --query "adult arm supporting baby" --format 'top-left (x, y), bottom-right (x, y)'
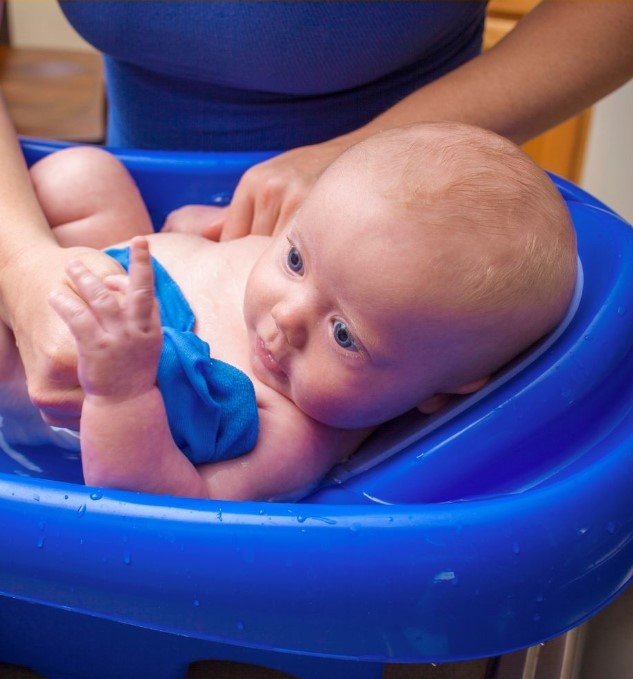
top-left (220, 1), bottom-right (633, 239)
top-left (0, 98), bottom-right (124, 428)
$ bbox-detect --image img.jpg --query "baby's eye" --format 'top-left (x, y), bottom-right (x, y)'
top-left (332, 320), bottom-right (359, 351)
top-left (287, 245), bottom-right (304, 274)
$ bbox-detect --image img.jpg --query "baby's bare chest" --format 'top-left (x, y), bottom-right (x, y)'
top-left (144, 233), bottom-right (263, 379)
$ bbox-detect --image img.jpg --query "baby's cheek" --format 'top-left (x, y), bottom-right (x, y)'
top-left (293, 381), bottom-right (362, 429)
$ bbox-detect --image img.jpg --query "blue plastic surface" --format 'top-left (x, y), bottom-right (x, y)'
top-left (1, 139), bottom-right (633, 679)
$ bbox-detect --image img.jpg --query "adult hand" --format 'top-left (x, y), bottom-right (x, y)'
top-left (2, 245), bottom-right (125, 429)
top-left (220, 136), bottom-right (352, 240)
top-left (161, 204), bottom-right (227, 240)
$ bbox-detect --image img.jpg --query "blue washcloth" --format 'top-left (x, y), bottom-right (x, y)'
top-left (105, 247), bottom-right (258, 464)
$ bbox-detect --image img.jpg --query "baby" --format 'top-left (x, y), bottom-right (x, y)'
top-left (0, 122), bottom-right (577, 501)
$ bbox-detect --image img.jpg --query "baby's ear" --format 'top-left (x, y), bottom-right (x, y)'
top-left (451, 376), bottom-right (490, 395)
top-left (416, 377), bottom-right (490, 415)
top-left (416, 393), bottom-right (452, 415)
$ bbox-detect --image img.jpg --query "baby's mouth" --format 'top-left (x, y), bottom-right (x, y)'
top-left (255, 336), bottom-right (287, 379)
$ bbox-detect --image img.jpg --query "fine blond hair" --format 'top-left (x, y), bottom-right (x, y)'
top-left (340, 122), bottom-right (578, 380)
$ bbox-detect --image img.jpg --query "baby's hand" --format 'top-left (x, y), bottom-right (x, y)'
top-left (49, 237), bottom-right (163, 401)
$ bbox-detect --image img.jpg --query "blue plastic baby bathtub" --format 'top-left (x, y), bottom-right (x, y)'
top-left (1, 139), bottom-right (633, 679)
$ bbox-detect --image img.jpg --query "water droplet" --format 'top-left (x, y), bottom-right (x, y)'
top-left (90, 490), bottom-right (102, 501)
top-left (77, 504), bottom-right (86, 517)
top-left (618, 306), bottom-right (627, 316)
top-left (193, 599), bottom-right (200, 608)
top-left (236, 621), bottom-right (245, 631)
top-left (576, 526), bottom-right (589, 536)
top-left (512, 542), bottom-right (521, 555)
top-left (434, 570), bottom-right (457, 584)
top-left (37, 536), bottom-right (45, 549)
top-left (606, 521), bottom-right (616, 534)
top-left (584, 334), bottom-right (592, 341)
top-left (209, 192), bottom-right (231, 205)
top-left (216, 508), bottom-right (223, 522)
top-left (297, 515), bottom-right (307, 523)
top-left (533, 613), bottom-right (541, 622)
top-left (536, 592), bottom-right (544, 603)
top-left (317, 516), bottom-right (337, 525)
top-left (123, 551), bottom-right (131, 565)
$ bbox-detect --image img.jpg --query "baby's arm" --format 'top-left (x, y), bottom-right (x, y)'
top-left (195, 398), bottom-right (371, 501)
top-left (49, 237), bottom-right (208, 497)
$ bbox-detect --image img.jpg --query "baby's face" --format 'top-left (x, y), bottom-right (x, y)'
top-left (242, 168), bottom-right (461, 429)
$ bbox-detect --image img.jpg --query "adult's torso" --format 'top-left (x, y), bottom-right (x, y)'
top-left (59, 1), bottom-right (487, 150)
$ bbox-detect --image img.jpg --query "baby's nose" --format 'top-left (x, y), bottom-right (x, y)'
top-left (272, 302), bottom-right (307, 349)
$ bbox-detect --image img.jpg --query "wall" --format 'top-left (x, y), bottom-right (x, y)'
top-left (581, 79), bottom-right (633, 223)
top-left (6, 0), bottom-right (91, 51)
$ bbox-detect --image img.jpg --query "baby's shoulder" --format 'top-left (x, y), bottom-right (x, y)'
top-left (254, 385), bottom-right (371, 468)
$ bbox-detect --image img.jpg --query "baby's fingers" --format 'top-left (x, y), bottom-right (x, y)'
top-left (64, 259), bottom-right (121, 328)
top-left (104, 273), bottom-right (130, 294)
top-left (127, 237), bottom-right (157, 330)
top-left (49, 288), bottom-right (101, 344)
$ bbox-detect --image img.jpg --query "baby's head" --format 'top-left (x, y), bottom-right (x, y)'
top-left (244, 122), bottom-right (577, 428)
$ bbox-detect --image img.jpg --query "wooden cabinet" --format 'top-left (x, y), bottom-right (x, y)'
top-left (0, 46), bottom-right (105, 142)
top-left (485, 0), bottom-right (591, 182)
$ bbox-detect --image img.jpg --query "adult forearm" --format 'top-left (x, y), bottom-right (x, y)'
top-left (0, 96), bottom-right (126, 424)
top-left (0, 96), bottom-right (58, 321)
top-left (349, 1), bottom-right (633, 146)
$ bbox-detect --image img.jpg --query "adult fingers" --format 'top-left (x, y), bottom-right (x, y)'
top-left (200, 219), bottom-right (225, 241)
top-left (220, 173), bottom-right (256, 241)
top-left (162, 204), bottom-right (227, 236)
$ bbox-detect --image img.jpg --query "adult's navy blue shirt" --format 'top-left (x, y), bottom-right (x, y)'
top-left (59, 2), bottom-right (486, 151)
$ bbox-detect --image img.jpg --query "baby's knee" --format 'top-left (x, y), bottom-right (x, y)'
top-left (30, 146), bottom-right (125, 195)
top-left (30, 146), bottom-right (150, 240)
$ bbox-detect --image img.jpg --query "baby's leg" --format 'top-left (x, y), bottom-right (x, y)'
top-left (30, 146), bottom-right (153, 249)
